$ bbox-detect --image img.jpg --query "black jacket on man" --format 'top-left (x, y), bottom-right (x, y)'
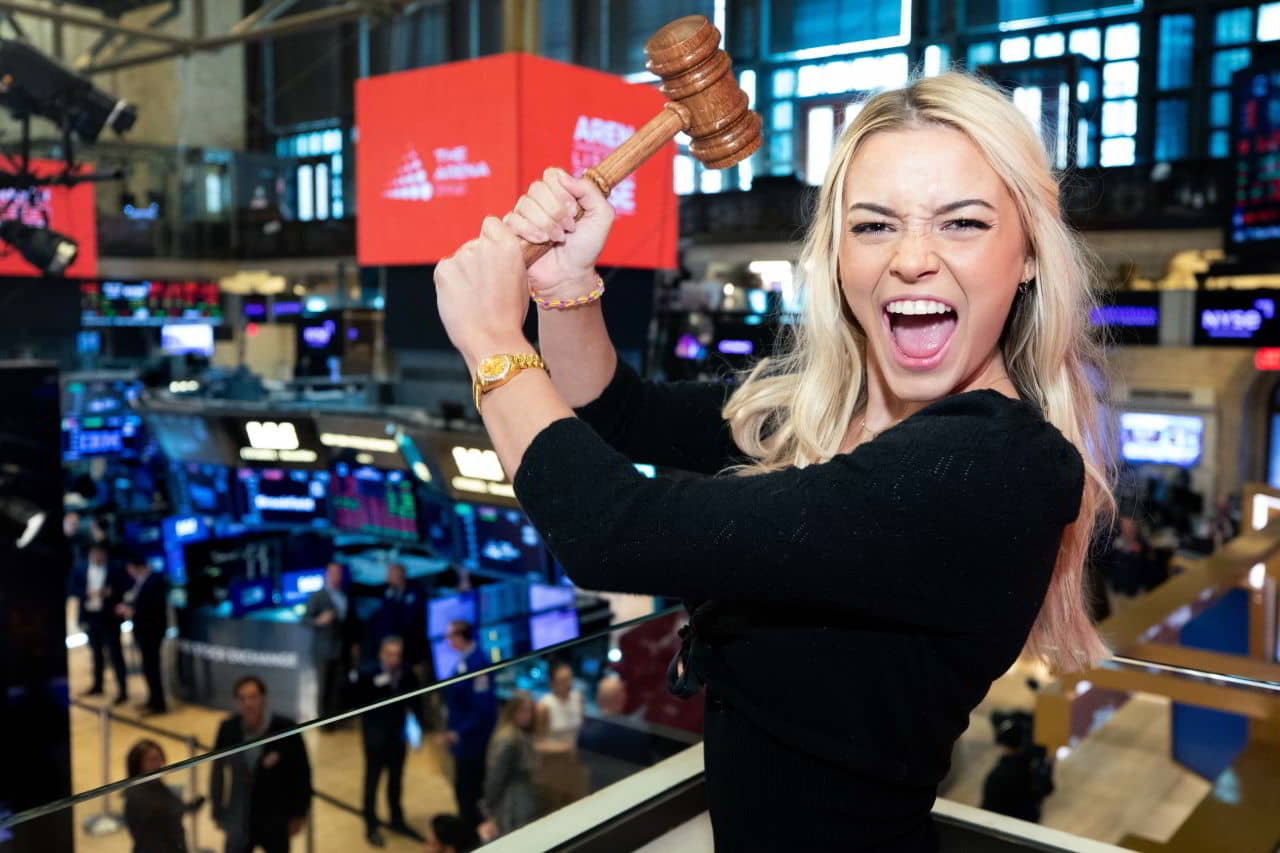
top-left (129, 570), bottom-right (169, 644)
top-left (210, 713), bottom-right (311, 846)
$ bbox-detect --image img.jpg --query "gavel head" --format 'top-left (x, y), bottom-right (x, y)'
top-left (645, 15), bottom-right (761, 170)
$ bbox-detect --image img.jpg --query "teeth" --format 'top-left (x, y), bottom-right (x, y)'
top-left (886, 299), bottom-right (952, 315)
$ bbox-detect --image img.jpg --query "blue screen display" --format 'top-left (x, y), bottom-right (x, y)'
top-left (428, 592), bottom-right (477, 637)
top-left (279, 568), bottom-right (326, 605)
top-left (529, 608), bottom-right (580, 651)
top-left (229, 578), bottom-right (272, 617)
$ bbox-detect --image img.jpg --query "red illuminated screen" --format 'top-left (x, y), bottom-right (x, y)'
top-left (356, 53), bottom-right (676, 269)
top-left (0, 158), bottom-right (98, 277)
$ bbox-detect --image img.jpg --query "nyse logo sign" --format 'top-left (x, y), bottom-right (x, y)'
top-left (246, 421), bottom-right (299, 450)
top-left (1199, 298), bottom-right (1275, 339)
top-left (240, 420), bottom-right (318, 464)
top-left (571, 116), bottom-right (637, 216)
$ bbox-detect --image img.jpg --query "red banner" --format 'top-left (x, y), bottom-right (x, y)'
top-left (0, 158), bottom-right (97, 277)
top-left (356, 53), bottom-right (676, 269)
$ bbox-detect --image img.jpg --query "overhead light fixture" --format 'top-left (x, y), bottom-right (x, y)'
top-left (0, 38), bottom-right (136, 142)
top-left (0, 220), bottom-right (77, 274)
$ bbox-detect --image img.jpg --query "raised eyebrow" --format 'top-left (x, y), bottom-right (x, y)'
top-left (934, 198), bottom-right (996, 215)
top-left (847, 202), bottom-right (897, 218)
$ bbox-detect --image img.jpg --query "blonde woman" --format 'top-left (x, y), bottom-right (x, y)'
top-left (433, 71), bottom-right (1111, 851)
top-left (480, 691), bottom-right (539, 838)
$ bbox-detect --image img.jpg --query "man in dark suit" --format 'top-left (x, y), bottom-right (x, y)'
top-left (354, 635), bottom-right (425, 847)
top-left (303, 560), bottom-right (356, 721)
top-left (210, 675), bottom-right (312, 853)
top-left (77, 543), bottom-right (129, 703)
top-left (370, 562), bottom-right (431, 682)
top-left (442, 620), bottom-right (497, 830)
top-left (117, 552), bottom-right (168, 714)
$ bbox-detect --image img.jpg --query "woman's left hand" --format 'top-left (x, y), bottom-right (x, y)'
top-left (435, 216), bottom-right (533, 371)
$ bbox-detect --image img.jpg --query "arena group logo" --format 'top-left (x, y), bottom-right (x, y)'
top-left (383, 145), bottom-right (492, 202)
top-left (571, 115), bottom-right (637, 216)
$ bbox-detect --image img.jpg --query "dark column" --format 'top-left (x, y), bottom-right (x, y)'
top-left (0, 361), bottom-right (72, 851)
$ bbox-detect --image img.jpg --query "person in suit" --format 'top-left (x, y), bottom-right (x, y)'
top-left (353, 635), bottom-right (425, 847)
top-left (78, 543), bottom-right (129, 704)
top-left (210, 676), bottom-right (311, 853)
top-left (442, 620), bottom-right (497, 830)
top-left (117, 551), bottom-right (169, 714)
top-left (122, 739), bottom-right (204, 853)
top-left (424, 814), bottom-right (480, 853)
top-left (369, 562), bottom-right (431, 680)
top-left (303, 560), bottom-right (356, 721)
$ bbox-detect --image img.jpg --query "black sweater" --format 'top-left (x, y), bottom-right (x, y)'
top-left (512, 360), bottom-right (1084, 789)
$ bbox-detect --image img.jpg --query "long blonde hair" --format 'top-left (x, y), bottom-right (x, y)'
top-left (723, 72), bottom-right (1113, 673)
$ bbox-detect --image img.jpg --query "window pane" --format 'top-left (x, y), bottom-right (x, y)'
top-left (768, 132), bottom-right (794, 174)
top-left (740, 70), bottom-right (757, 108)
top-left (674, 154), bottom-right (695, 195)
top-left (1069, 28), bottom-right (1101, 61)
top-left (1078, 118), bottom-right (1093, 167)
top-left (1103, 61), bottom-right (1139, 98)
top-left (1012, 86), bottom-right (1044, 137)
top-left (968, 42), bottom-right (996, 67)
top-left (1213, 48), bottom-right (1252, 87)
top-left (923, 44), bottom-right (950, 76)
top-left (1261, 2), bottom-right (1280, 41)
top-left (1001, 36), bottom-right (1031, 62)
top-left (772, 101), bottom-right (794, 131)
top-left (609, 1), bottom-right (714, 72)
top-left (768, 0), bottom-right (905, 55)
top-left (1210, 129), bottom-right (1230, 158)
top-left (1100, 135), bottom-right (1135, 166)
top-left (1158, 14), bottom-right (1194, 91)
top-left (1215, 7), bottom-right (1254, 46)
top-left (1102, 98), bottom-right (1137, 136)
top-left (700, 167), bottom-right (723, 193)
top-left (1210, 89), bottom-right (1232, 128)
top-left (1035, 32), bottom-right (1065, 58)
top-left (1154, 98), bottom-right (1188, 161)
top-left (1104, 22), bottom-right (1140, 60)
top-left (297, 164), bottom-right (313, 221)
top-left (879, 52), bottom-right (909, 88)
top-left (806, 106), bottom-right (835, 186)
top-left (773, 68), bottom-right (797, 98)
top-left (315, 162), bottom-right (329, 220)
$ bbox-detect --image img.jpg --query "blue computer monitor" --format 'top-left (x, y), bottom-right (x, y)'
top-left (427, 592), bottom-right (477, 638)
top-left (229, 578), bottom-right (272, 617)
top-left (279, 568), bottom-right (326, 605)
top-left (529, 608), bottom-right (580, 651)
top-left (1119, 412), bottom-right (1204, 467)
top-left (528, 582), bottom-right (574, 613)
top-left (431, 636), bottom-right (463, 680)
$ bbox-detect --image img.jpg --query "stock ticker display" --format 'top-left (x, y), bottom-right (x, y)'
top-left (81, 279), bottom-right (223, 326)
top-left (1231, 66), bottom-right (1280, 250)
top-left (331, 463), bottom-right (419, 541)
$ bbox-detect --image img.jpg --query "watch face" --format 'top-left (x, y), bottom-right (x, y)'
top-left (479, 355), bottom-right (512, 383)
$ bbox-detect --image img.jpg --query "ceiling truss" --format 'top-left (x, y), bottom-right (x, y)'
top-left (0, 0), bottom-right (423, 74)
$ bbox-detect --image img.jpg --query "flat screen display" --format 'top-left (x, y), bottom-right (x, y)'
top-left (81, 279), bottom-right (222, 326)
top-left (61, 379), bottom-right (146, 462)
top-left (148, 412), bottom-right (236, 467)
top-left (237, 467), bottom-right (330, 526)
top-left (455, 502), bottom-right (546, 576)
top-left (1229, 64), bottom-right (1280, 254)
top-left (529, 608), bottom-right (580, 651)
top-left (174, 463), bottom-right (235, 517)
top-left (229, 577), bottom-right (272, 617)
top-left (529, 582), bottom-right (575, 613)
top-left (428, 592), bottom-right (477, 637)
top-left (162, 515), bottom-right (209, 585)
top-left (1120, 412), bottom-right (1204, 467)
top-left (477, 580), bottom-right (527, 624)
top-left (431, 636), bottom-right (463, 680)
top-left (161, 323), bottom-right (214, 356)
top-left (279, 568), bottom-right (326, 605)
top-left (331, 463), bottom-right (419, 542)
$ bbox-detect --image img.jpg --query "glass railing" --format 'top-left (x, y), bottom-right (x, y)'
top-left (17, 492), bottom-right (1280, 852)
top-left (7, 605), bottom-right (695, 849)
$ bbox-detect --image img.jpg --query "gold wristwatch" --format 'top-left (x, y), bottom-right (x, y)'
top-left (472, 353), bottom-right (546, 412)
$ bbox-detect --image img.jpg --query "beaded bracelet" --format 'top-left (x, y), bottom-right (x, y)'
top-left (531, 276), bottom-right (605, 311)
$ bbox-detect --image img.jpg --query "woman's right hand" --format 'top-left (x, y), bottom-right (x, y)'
top-left (503, 167), bottom-right (615, 300)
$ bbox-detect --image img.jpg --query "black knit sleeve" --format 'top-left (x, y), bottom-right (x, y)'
top-left (572, 358), bottom-right (741, 475)
top-left (514, 391), bottom-right (1084, 634)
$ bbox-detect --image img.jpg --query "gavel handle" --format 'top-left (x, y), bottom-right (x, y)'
top-left (519, 101), bottom-right (691, 267)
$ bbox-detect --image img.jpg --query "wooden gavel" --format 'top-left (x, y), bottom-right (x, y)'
top-left (519, 14), bottom-right (761, 266)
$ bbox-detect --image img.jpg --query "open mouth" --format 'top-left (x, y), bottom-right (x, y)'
top-left (883, 298), bottom-right (957, 369)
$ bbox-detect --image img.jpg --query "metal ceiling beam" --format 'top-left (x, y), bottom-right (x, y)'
top-left (230, 0), bottom-right (300, 35)
top-left (0, 0), bottom-right (191, 48)
top-left (82, 0), bottom-right (418, 74)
